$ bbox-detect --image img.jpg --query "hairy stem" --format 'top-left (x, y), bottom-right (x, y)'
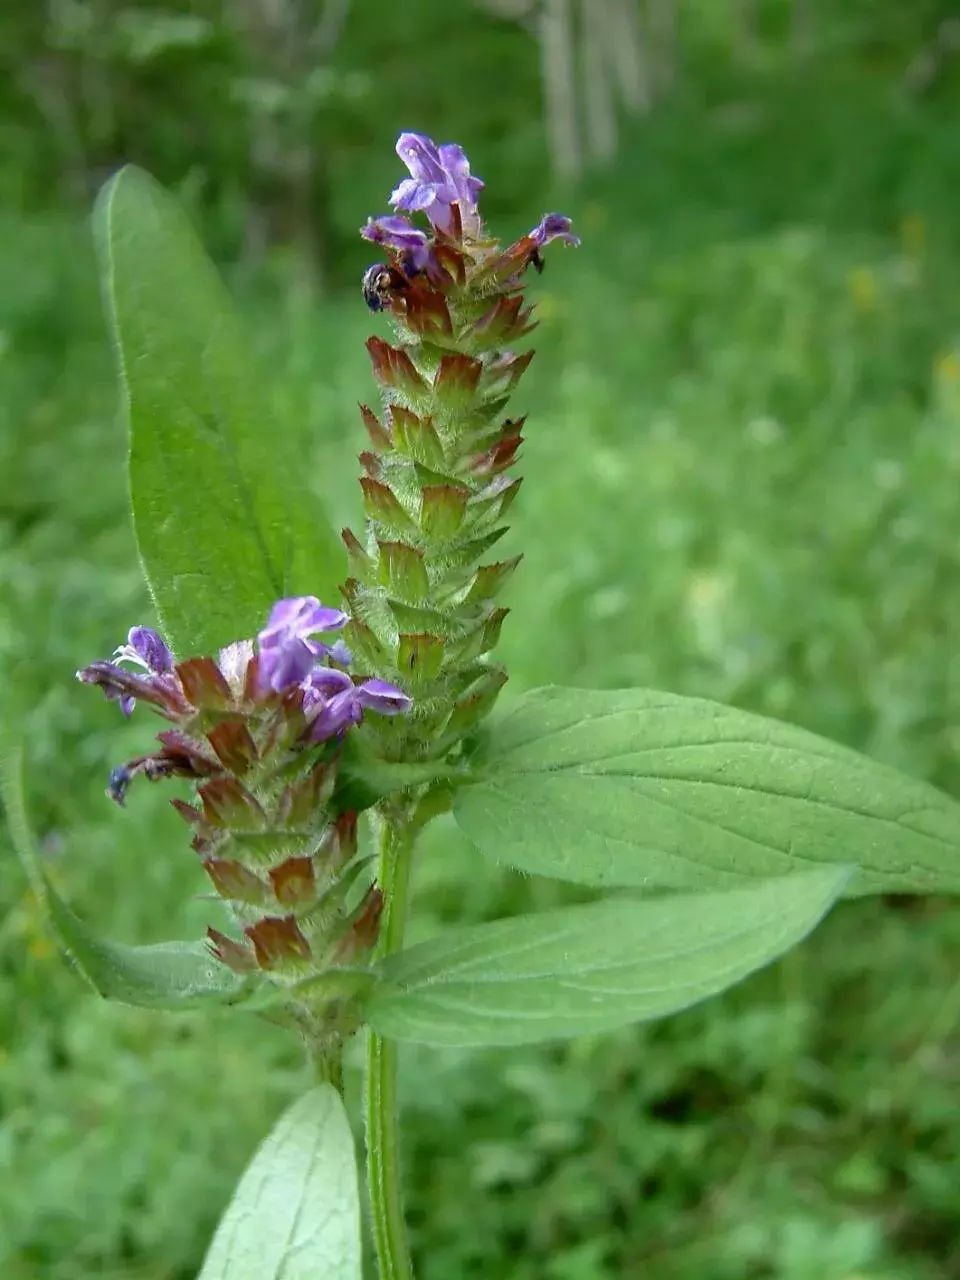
top-left (365, 811), bottom-right (415, 1280)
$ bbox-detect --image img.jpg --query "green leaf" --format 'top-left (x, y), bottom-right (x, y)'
top-left (453, 685), bottom-right (960, 895)
top-left (1, 746), bottom-right (243, 1008)
top-left (197, 1084), bottom-right (362, 1280)
top-left (367, 866), bottom-right (848, 1047)
top-left (94, 166), bottom-right (344, 657)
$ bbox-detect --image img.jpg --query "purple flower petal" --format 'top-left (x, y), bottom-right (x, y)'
top-left (356, 678), bottom-right (413, 715)
top-left (437, 143), bottom-right (484, 235)
top-left (77, 660), bottom-right (188, 719)
top-left (114, 626), bottom-right (174, 674)
top-left (129, 626), bottom-right (174, 672)
top-left (306, 689), bottom-right (363, 744)
top-left (390, 177), bottom-right (438, 213)
top-left (257, 596), bottom-right (349, 695)
top-left (361, 217), bottom-right (445, 283)
top-left (325, 639), bottom-right (353, 666)
top-left (528, 213), bottom-right (580, 249)
top-left (302, 666), bottom-right (353, 708)
top-left (361, 215), bottom-right (430, 253)
top-left (261, 596), bottom-right (348, 640)
top-left (395, 132), bottom-right (448, 186)
top-left (260, 638), bottom-right (317, 693)
top-left (389, 131), bottom-right (484, 238)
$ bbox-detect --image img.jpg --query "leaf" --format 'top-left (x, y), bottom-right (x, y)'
top-left (0, 745), bottom-right (243, 1008)
top-left (366, 866), bottom-right (848, 1047)
top-left (452, 685), bottom-right (960, 895)
top-left (197, 1084), bottom-right (362, 1280)
top-left (94, 166), bottom-right (344, 658)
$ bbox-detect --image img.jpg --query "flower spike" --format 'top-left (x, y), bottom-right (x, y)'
top-left (346, 131), bottom-right (578, 759)
top-left (78, 594), bottom-right (412, 1039)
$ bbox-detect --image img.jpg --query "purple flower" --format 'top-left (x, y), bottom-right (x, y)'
top-left (528, 213), bottom-right (580, 249)
top-left (256, 596), bottom-right (349, 695)
top-left (303, 670), bottom-right (413, 744)
top-left (115, 626), bottom-right (175, 676)
top-left (361, 214), bottom-right (429, 255)
top-left (357, 679), bottom-right (414, 715)
top-left (306, 689), bottom-right (363, 743)
top-left (78, 625), bottom-right (184, 717)
top-left (390, 132), bottom-right (484, 239)
top-left (302, 666), bottom-right (354, 707)
top-left (361, 215), bottom-right (444, 282)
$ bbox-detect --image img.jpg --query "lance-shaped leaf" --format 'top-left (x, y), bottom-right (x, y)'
top-left (197, 1084), bottom-right (362, 1280)
top-left (452, 685), bottom-right (960, 895)
top-left (1, 746), bottom-right (243, 1008)
top-left (366, 866), bottom-right (848, 1047)
top-left (94, 166), bottom-right (344, 657)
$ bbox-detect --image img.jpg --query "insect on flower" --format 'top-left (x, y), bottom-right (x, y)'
top-left (362, 262), bottom-right (411, 313)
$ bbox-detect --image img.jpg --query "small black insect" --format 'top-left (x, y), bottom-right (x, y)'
top-left (107, 764), bottom-right (133, 807)
top-left (362, 262), bottom-right (410, 312)
top-left (529, 248), bottom-right (545, 275)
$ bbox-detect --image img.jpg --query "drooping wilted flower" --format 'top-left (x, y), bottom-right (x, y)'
top-left (77, 596), bottom-right (412, 1034)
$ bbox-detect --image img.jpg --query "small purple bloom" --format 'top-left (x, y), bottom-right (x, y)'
top-left (361, 216), bottom-right (444, 282)
top-left (84, 625), bottom-right (178, 715)
top-left (306, 689), bottom-right (364, 744)
top-left (528, 213), bottom-right (580, 249)
top-left (114, 626), bottom-right (175, 675)
top-left (256, 596), bottom-right (349, 695)
top-left (356, 679), bottom-right (413, 715)
top-left (303, 673), bottom-right (412, 744)
top-left (390, 132), bottom-right (484, 239)
top-left (77, 623), bottom-right (187, 718)
top-left (361, 214), bottom-right (429, 254)
top-left (302, 666), bottom-right (354, 707)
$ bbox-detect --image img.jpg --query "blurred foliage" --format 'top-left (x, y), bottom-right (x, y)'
top-left (2, 1), bottom-right (960, 1278)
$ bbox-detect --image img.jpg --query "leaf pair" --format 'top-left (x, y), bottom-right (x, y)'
top-left (365, 683), bottom-right (960, 1046)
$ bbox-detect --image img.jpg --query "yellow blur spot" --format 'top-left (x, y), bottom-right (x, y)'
top-left (28, 933), bottom-right (54, 960)
top-left (687, 573), bottom-right (726, 609)
top-left (535, 292), bottom-right (564, 322)
top-left (582, 202), bottom-right (607, 233)
top-left (900, 214), bottom-right (925, 257)
top-left (847, 267), bottom-right (878, 314)
top-left (935, 351), bottom-right (960, 382)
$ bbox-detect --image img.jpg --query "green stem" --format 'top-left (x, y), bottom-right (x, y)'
top-left (366, 811), bottom-right (416, 1280)
top-left (310, 1042), bottom-right (343, 1092)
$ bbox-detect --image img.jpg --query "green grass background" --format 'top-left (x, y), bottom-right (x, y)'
top-left (2, 6), bottom-right (960, 1277)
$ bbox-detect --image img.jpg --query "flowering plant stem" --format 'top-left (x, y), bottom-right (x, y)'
top-left (366, 810), bottom-right (416, 1280)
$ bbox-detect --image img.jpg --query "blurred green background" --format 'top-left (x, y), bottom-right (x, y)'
top-left (2, 1), bottom-right (960, 1276)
